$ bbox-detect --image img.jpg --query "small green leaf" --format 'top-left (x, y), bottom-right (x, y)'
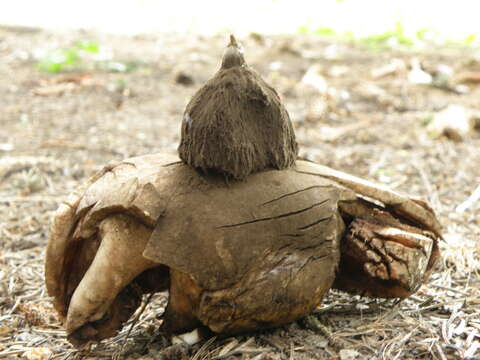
top-left (76, 41), bottom-right (100, 53)
top-left (464, 33), bottom-right (477, 45)
top-left (37, 48), bottom-right (79, 73)
top-left (298, 25), bottom-right (309, 34)
top-left (314, 27), bottom-right (335, 36)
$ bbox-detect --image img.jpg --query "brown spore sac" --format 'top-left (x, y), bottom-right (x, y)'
top-left (178, 35), bottom-right (298, 180)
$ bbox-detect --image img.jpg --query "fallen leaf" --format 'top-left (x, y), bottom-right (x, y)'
top-left (23, 347), bottom-right (53, 360)
top-left (427, 104), bottom-right (475, 141)
top-left (301, 65), bottom-right (328, 93)
top-left (371, 58), bottom-right (405, 78)
top-left (32, 82), bottom-right (76, 96)
top-left (46, 73), bottom-right (94, 85)
top-left (33, 73), bottom-right (98, 96)
top-left (408, 58), bottom-right (432, 85)
top-left (456, 71), bottom-right (480, 84)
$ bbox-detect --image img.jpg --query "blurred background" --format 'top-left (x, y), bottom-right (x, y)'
top-left (1, 0), bottom-right (479, 43)
top-left (1, 1), bottom-right (479, 359)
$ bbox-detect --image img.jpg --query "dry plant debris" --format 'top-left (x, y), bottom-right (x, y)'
top-left (0, 28), bottom-right (479, 359)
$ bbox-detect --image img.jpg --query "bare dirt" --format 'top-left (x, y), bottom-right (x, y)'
top-left (1, 27), bottom-right (479, 359)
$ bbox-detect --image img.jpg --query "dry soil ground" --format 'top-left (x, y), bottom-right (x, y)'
top-left (0, 27), bottom-right (479, 359)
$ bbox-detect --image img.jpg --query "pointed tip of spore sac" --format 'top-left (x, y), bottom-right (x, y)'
top-left (229, 34), bottom-right (238, 47)
top-left (221, 34), bottom-right (245, 69)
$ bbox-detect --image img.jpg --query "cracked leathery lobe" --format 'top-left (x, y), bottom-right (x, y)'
top-left (46, 154), bottom-right (441, 346)
top-left (333, 208), bottom-right (437, 298)
top-left (218, 199), bottom-right (330, 229)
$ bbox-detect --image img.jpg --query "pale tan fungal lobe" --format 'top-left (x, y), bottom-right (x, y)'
top-left (178, 35), bottom-right (298, 180)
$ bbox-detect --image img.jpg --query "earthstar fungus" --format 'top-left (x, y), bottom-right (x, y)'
top-left (45, 36), bottom-right (441, 348)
